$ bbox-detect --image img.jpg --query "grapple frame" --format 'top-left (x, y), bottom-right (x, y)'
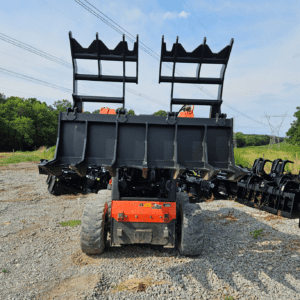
top-left (236, 158), bottom-right (300, 220)
top-left (39, 33), bottom-right (247, 185)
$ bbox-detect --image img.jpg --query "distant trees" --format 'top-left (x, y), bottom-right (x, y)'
top-left (0, 95), bottom-right (140, 151)
top-left (0, 96), bottom-right (59, 151)
top-left (286, 106), bottom-right (300, 145)
top-left (0, 93), bottom-right (6, 100)
top-left (153, 110), bottom-right (167, 116)
top-left (52, 99), bottom-right (72, 112)
top-left (235, 132), bottom-right (285, 148)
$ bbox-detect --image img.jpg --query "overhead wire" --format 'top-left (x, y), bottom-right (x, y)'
top-left (0, 67), bottom-right (72, 93)
top-left (72, 0), bottom-right (271, 128)
top-left (182, 1), bottom-right (211, 36)
top-left (38, 0), bottom-right (268, 124)
top-left (0, 86), bottom-right (55, 103)
top-left (0, 32), bottom-right (169, 108)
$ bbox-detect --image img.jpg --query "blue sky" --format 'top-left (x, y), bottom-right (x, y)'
top-left (1, 0), bottom-right (300, 137)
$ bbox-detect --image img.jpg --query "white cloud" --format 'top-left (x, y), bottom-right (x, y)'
top-left (163, 11), bottom-right (190, 20)
top-left (163, 11), bottom-right (178, 20)
top-left (178, 11), bottom-right (190, 18)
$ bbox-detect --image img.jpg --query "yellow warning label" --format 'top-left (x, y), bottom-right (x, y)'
top-left (144, 203), bottom-right (151, 207)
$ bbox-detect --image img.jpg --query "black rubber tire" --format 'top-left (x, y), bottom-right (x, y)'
top-left (176, 192), bottom-right (189, 210)
top-left (177, 199), bottom-right (205, 256)
top-left (80, 190), bottom-right (112, 254)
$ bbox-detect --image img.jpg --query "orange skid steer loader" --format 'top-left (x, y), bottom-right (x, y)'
top-left (39, 32), bottom-right (247, 256)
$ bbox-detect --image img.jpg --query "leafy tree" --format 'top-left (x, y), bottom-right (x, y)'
top-left (235, 132), bottom-right (275, 148)
top-left (127, 109), bottom-right (135, 115)
top-left (0, 92), bottom-right (6, 100)
top-left (0, 96), bottom-right (58, 151)
top-left (92, 109), bottom-right (100, 114)
top-left (83, 111), bottom-right (91, 113)
top-left (153, 110), bottom-right (167, 116)
top-left (53, 99), bottom-right (72, 112)
top-left (286, 106), bottom-right (300, 145)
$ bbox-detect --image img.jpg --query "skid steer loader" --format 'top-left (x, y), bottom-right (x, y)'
top-left (39, 32), bottom-right (248, 255)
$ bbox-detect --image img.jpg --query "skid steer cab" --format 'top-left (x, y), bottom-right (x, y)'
top-left (38, 31), bottom-right (246, 256)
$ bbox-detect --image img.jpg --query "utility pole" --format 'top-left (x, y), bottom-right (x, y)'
top-left (262, 112), bottom-right (288, 148)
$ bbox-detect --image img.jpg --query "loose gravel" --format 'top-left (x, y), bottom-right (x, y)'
top-left (1, 162), bottom-right (300, 300)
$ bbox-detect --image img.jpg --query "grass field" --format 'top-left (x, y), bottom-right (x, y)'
top-left (1, 143), bottom-right (300, 174)
top-left (0, 146), bottom-right (56, 166)
top-left (234, 143), bottom-right (300, 174)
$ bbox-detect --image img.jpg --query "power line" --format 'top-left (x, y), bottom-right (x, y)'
top-left (0, 86), bottom-right (55, 102)
top-left (182, 1), bottom-right (211, 36)
top-left (0, 33), bottom-right (72, 69)
top-left (72, 0), bottom-right (271, 128)
top-left (0, 67), bottom-right (72, 93)
top-left (0, 32), bottom-right (169, 108)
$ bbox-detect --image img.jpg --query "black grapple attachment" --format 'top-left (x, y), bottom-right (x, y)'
top-left (68, 31), bottom-right (138, 113)
top-left (159, 36), bottom-right (233, 119)
top-left (39, 33), bottom-right (248, 201)
top-left (236, 158), bottom-right (300, 221)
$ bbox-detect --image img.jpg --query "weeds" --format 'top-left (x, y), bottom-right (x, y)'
top-left (2, 269), bottom-right (7, 273)
top-left (250, 229), bottom-right (263, 239)
top-left (0, 145), bottom-right (56, 166)
top-left (224, 296), bottom-right (234, 300)
top-left (234, 144), bottom-right (300, 174)
top-left (59, 220), bottom-right (81, 227)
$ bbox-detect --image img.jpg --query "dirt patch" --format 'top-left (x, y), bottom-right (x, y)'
top-left (16, 223), bottom-right (42, 238)
top-left (234, 203), bottom-right (244, 208)
top-left (0, 221), bottom-right (11, 225)
top-left (0, 162), bottom-right (39, 171)
top-left (37, 274), bottom-right (100, 300)
top-left (284, 239), bottom-right (300, 252)
top-left (111, 277), bottom-right (171, 294)
top-left (263, 214), bottom-right (284, 222)
top-left (71, 249), bottom-right (102, 267)
top-left (217, 210), bottom-right (238, 222)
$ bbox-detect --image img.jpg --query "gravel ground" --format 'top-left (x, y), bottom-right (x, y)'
top-left (1, 162), bottom-right (300, 300)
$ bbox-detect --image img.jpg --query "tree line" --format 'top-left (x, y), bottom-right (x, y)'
top-left (0, 94), bottom-right (299, 152)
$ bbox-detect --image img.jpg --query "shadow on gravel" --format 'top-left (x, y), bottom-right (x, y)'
top-left (77, 206), bottom-right (300, 296)
top-left (166, 207), bottom-right (300, 295)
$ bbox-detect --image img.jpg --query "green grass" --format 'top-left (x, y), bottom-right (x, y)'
top-left (59, 220), bottom-right (81, 227)
top-left (1, 269), bottom-right (7, 273)
top-left (234, 143), bottom-right (300, 174)
top-left (0, 145), bottom-right (56, 166)
top-left (250, 229), bottom-right (264, 239)
top-left (1, 142), bottom-right (300, 175)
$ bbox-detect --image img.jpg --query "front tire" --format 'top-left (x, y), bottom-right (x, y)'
top-left (80, 190), bottom-right (111, 254)
top-left (176, 196), bottom-right (205, 256)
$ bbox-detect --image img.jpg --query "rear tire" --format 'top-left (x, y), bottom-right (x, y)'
top-left (80, 190), bottom-right (112, 254)
top-left (176, 196), bottom-right (205, 256)
top-left (176, 192), bottom-right (189, 209)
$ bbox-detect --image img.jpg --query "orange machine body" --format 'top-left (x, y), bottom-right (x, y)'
top-left (100, 107), bottom-right (116, 115)
top-left (111, 200), bottom-right (176, 223)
